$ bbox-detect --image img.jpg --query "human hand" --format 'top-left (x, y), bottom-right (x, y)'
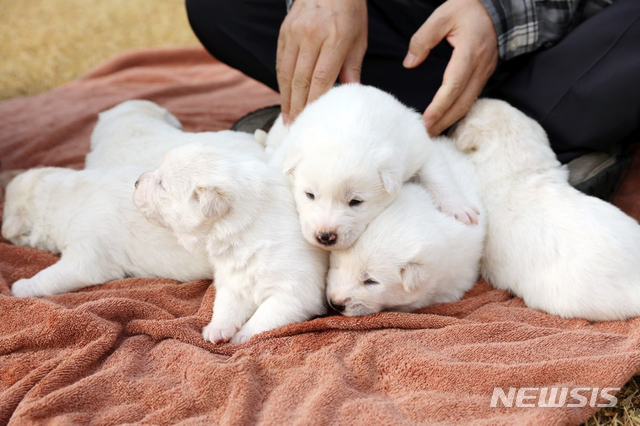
top-left (403, 0), bottom-right (498, 136)
top-left (277, 0), bottom-right (368, 124)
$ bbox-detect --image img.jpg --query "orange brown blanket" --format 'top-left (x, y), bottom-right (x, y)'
top-left (1, 47), bottom-right (639, 425)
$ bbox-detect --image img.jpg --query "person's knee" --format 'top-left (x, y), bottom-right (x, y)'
top-left (186, 0), bottom-right (238, 40)
top-left (186, 0), bottom-right (246, 63)
top-left (185, 0), bottom-right (282, 90)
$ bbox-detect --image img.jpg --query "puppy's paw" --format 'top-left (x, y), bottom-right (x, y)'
top-left (230, 327), bottom-right (257, 345)
top-left (437, 201), bottom-right (480, 226)
top-left (254, 129), bottom-right (268, 146)
top-left (11, 278), bottom-right (40, 298)
top-left (202, 320), bottom-right (239, 344)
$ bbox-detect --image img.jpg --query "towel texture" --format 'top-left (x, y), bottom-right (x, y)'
top-left (1, 47), bottom-right (639, 425)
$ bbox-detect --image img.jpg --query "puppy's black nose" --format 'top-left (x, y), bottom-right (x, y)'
top-left (134, 179), bottom-right (139, 189)
top-left (328, 300), bottom-right (345, 313)
top-left (316, 231), bottom-right (337, 246)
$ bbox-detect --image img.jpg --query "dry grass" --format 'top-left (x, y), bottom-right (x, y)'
top-left (0, 1), bottom-right (638, 424)
top-left (0, 0), bottom-right (198, 100)
top-left (587, 377), bottom-right (640, 426)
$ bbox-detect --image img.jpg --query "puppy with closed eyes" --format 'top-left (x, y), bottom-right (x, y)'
top-left (271, 84), bottom-right (479, 252)
top-left (3, 166), bottom-right (212, 298)
top-left (326, 139), bottom-right (484, 316)
top-left (133, 143), bottom-right (328, 344)
top-left (452, 99), bottom-right (640, 321)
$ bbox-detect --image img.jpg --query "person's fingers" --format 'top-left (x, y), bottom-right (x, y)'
top-left (403, 12), bottom-right (449, 69)
top-left (339, 38), bottom-right (366, 84)
top-left (306, 43), bottom-right (346, 104)
top-left (423, 46), bottom-right (474, 129)
top-left (276, 36), bottom-right (298, 125)
top-left (289, 43), bottom-right (322, 120)
top-left (276, 0), bottom-right (368, 122)
top-left (427, 66), bottom-right (485, 136)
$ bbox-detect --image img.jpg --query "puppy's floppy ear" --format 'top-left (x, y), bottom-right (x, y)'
top-left (452, 123), bottom-right (480, 152)
top-left (379, 168), bottom-right (402, 195)
top-left (194, 186), bottom-right (230, 219)
top-left (282, 152), bottom-right (302, 175)
top-left (400, 262), bottom-right (429, 292)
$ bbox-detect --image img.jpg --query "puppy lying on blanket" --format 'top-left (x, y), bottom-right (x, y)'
top-left (452, 99), bottom-right (640, 321)
top-left (3, 167), bottom-right (212, 297)
top-left (86, 100), bottom-right (266, 169)
top-left (270, 84), bottom-right (479, 251)
top-left (327, 139), bottom-right (485, 316)
top-left (133, 143), bottom-right (328, 344)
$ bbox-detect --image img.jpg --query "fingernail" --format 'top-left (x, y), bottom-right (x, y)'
top-left (341, 75), bottom-right (359, 84)
top-left (282, 113), bottom-right (289, 126)
top-left (424, 117), bottom-right (435, 128)
top-left (403, 53), bottom-right (417, 68)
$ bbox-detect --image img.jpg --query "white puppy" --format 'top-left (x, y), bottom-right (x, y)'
top-left (86, 100), bottom-right (266, 169)
top-left (271, 84), bottom-right (478, 251)
top-left (452, 99), bottom-right (640, 321)
top-left (327, 139), bottom-right (485, 316)
top-left (133, 143), bottom-right (328, 344)
top-left (2, 167), bottom-right (212, 298)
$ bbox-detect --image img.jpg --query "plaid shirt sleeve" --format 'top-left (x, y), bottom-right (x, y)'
top-left (479, 0), bottom-right (582, 60)
top-left (285, 0), bottom-right (611, 61)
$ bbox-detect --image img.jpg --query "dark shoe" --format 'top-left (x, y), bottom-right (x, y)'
top-left (568, 150), bottom-right (632, 201)
top-left (231, 105), bottom-right (281, 134)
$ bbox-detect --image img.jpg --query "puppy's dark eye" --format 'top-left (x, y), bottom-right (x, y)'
top-left (349, 199), bottom-right (362, 207)
top-left (363, 278), bottom-right (378, 285)
top-left (305, 192), bottom-right (315, 200)
top-left (159, 180), bottom-right (165, 190)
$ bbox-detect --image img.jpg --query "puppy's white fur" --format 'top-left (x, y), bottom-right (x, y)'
top-left (133, 143), bottom-right (328, 344)
top-left (327, 139), bottom-right (484, 316)
top-left (255, 113), bottom-right (288, 159)
top-left (86, 100), bottom-right (266, 169)
top-left (2, 167), bottom-right (212, 297)
top-left (452, 99), bottom-right (640, 321)
top-left (271, 84), bottom-right (478, 251)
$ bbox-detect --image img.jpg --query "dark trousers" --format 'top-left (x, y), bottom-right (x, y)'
top-left (186, 0), bottom-right (640, 163)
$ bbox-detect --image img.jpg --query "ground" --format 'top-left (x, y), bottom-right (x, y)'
top-left (0, 0), bottom-right (198, 100)
top-left (0, 1), bottom-right (637, 424)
